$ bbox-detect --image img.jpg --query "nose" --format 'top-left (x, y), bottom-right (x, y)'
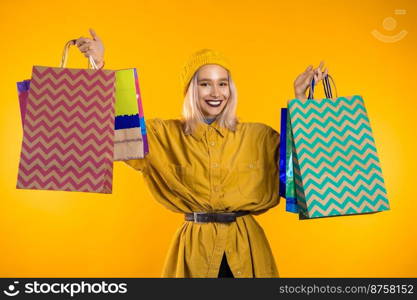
top-left (210, 85), bottom-right (220, 98)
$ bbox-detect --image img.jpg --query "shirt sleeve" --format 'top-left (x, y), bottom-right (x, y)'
top-left (264, 125), bottom-right (280, 170)
top-left (124, 158), bottom-right (147, 172)
top-left (263, 125), bottom-right (281, 210)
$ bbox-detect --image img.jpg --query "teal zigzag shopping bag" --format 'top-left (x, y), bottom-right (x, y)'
top-left (285, 75), bottom-right (389, 219)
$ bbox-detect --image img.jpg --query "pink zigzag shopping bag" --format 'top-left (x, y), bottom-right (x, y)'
top-left (16, 41), bottom-right (116, 193)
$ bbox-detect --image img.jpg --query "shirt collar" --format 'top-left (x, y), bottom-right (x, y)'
top-left (190, 119), bottom-right (227, 140)
top-left (211, 119), bottom-right (227, 137)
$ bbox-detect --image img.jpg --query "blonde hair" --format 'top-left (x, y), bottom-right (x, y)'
top-left (182, 68), bottom-right (238, 135)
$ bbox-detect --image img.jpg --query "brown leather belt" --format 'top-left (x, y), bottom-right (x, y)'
top-left (185, 211), bottom-right (250, 223)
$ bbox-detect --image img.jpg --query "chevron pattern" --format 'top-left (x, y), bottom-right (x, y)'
top-left (17, 66), bottom-right (116, 193)
top-left (288, 95), bottom-right (389, 218)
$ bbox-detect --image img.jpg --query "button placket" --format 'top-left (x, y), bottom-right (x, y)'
top-left (225, 228), bottom-right (245, 278)
top-left (206, 223), bottom-right (229, 277)
top-left (207, 127), bottom-right (224, 210)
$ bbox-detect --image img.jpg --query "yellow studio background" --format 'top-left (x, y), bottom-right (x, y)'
top-left (0, 0), bottom-right (416, 277)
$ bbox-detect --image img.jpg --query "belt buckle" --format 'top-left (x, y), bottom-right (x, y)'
top-left (193, 212), bottom-right (207, 224)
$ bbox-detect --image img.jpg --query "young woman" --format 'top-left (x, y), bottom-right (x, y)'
top-left (76, 29), bottom-right (328, 278)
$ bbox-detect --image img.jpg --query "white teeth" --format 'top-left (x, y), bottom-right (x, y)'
top-left (205, 100), bottom-right (221, 107)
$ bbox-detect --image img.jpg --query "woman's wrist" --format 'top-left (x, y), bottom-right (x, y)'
top-left (295, 93), bottom-right (307, 100)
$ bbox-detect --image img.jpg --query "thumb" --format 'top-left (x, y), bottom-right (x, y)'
top-left (89, 28), bottom-right (100, 41)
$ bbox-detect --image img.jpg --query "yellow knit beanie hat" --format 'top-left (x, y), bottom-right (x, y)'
top-left (180, 49), bottom-right (231, 95)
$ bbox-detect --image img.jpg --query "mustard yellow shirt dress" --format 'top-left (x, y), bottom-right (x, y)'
top-left (125, 118), bottom-right (281, 278)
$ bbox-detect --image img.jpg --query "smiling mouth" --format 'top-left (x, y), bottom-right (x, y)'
top-left (205, 100), bottom-right (223, 107)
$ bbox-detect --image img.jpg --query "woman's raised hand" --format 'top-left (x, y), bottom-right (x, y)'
top-left (293, 62), bottom-right (328, 100)
top-left (75, 29), bottom-right (105, 69)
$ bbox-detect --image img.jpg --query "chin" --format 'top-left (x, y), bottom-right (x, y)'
top-left (202, 110), bottom-right (220, 119)
top-left (202, 103), bottom-right (227, 118)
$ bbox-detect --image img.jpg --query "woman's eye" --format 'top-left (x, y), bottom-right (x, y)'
top-left (200, 83), bottom-right (208, 86)
top-left (220, 82), bottom-right (228, 86)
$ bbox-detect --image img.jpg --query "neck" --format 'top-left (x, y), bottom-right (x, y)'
top-left (204, 117), bottom-right (216, 125)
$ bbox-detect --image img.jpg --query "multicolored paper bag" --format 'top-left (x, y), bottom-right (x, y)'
top-left (285, 109), bottom-right (298, 213)
top-left (279, 108), bottom-right (297, 213)
top-left (114, 68), bottom-right (149, 161)
top-left (279, 108), bottom-right (287, 198)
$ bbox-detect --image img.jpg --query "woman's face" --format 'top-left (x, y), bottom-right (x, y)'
top-left (197, 64), bottom-right (230, 119)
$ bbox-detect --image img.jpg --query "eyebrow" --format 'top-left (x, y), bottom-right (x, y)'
top-left (198, 78), bottom-right (229, 82)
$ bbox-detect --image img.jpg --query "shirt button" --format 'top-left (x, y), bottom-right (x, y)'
top-left (236, 271), bottom-right (241, 275)
top-left (212, 163), bottom-right (218, 168)
top-left (210, 141), bottom-right (215, 146)
top-left (248, 163), bottom-right (254, 168)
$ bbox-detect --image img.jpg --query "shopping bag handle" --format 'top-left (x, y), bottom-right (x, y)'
top-left (307, 74), bottom-right (338, 99)
top-left (59, 40), bottom-right (99, 69)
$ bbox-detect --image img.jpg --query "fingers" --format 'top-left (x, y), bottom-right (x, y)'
top-left (297, 66), bottom-right (314, 84)
top-left (76, 28), bottom-right (101, 46)
top-left (300, 63), bottom-right (326, 77)
top-left (318, 61), bottom-right (324, 71)
top-left (76, 37), bottom-right (96, 53)
top-left (89, 28), bottom-right (101, 41)
top-left (81, 46), bottom-right (98, 59)
top-left (83, 50), bottom-right (94, 58)
top-left (315, 69), bottom-right (322, 84)
top-left (294, 63), bottom-right (328, 94)
top-left (82, 48), bottom-right (99, 58)
top-left (313, 73), bottom-right (319, 86)
top-left (313, 61), bottom-right (327, 83)
top-left (296, 65), bottom-right (313, 82)
top-left (75, 37), bottom-right (92, 47)
top-left (304, 66), bottom-right (314, 81)
top-left (300, 71), bottom-right (314, 89)
top-left (79, 42), bottom-right (91, 52)
top-left (303, 65), bottom-right (313, 77)
top-left (313, 61), bottom-right (324, 77)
